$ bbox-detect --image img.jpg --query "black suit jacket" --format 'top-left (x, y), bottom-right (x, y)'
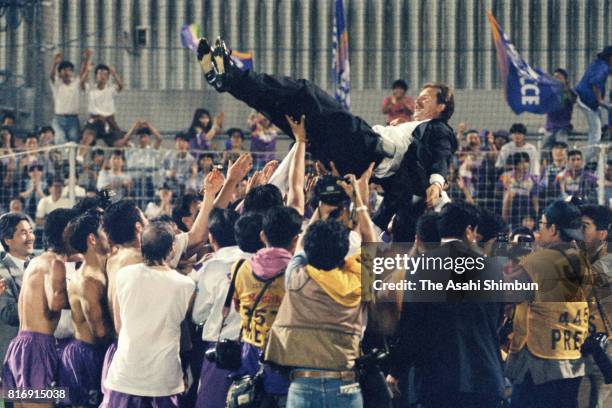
top-left (389, 241), bottom-right (505, 401)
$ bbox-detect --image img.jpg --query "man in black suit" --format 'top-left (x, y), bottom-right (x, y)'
top-left (387, 201), bottom-right (505, 408)
top-left (196, 38), bottom-right (457, 234)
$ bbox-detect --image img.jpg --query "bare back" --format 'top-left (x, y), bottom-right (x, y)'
top-left (68, 263), bottom-right (112, 345)
top-left (105, 246), bottom-right (142, 335)
top-left (18, 252), bottom-right (67, 335)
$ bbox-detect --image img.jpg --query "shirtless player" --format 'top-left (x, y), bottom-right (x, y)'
top-left (1, 208), bottom-right (75, 408)
top-left (59, 210), bottom-right (113, 407)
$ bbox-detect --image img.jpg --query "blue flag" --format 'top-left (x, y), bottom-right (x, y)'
top-left (332, 0), bottom-right (350, 110)
top-left (487, 12), bottom-right (564, 115)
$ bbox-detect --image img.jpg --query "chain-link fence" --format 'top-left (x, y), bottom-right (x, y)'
top-left (1, 141), bottom-right (609, 244)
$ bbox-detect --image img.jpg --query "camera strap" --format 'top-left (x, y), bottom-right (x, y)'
top-left (217, 259), bottom-right (246, 342)
top-left (245, 270), bottom-right (285, 329)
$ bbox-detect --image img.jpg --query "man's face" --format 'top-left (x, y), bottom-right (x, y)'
top-left (199, 114), bottom-right (211, 127)
top-left (522, 217), bottom-right (536, 231)
top-left (50, 183), bottom-right (63, 199)
top-left (96, 69), bottom-right (109, 85)
top-left (494, 136), bottom-right (507, 150)
top-left (538, 215), bottom-right (556, 245)
top-left (516, 159), bottom-right (530, 173)
top-left (201, 156), bottom-right (213, 171)
top-left (139, 134), bottom-right (150, 147)
top-left (59, 67), bottom-right (73, 83)
top-left (553, 72), bottom-right (568, 85)
top-left (6, 220), bottom-right (35, 258)
top-left (230, 134), bottom-right (243, 149)
top-left (9, 199), bottom-right (23, 213)
top-left (552, 147), bottom-right (567, 163)
top-left (511, 132), bottom-right (525, 145)
top-left (110, 154), bottom-right (124, 170)
top-left (175, 138), bottom-right (189, 151)
top-left (392, 87), bottom-right (406, 99)
top-left (25, 137), bottom-right (38, 150)
top-left (28, 167), bottom-right (42, 179)
top-left (581, 216), bottom-right (607, 252)
top-left (93, 154), bottom-right (105, 166)
top-left (40, 131), bottom-right (54, 144)
top-left (569, 154), bottom-right (583, 171)
top-left (414, 87), bottom-right (444, 121)
top-left (466, 132), bottom-right (480, 148)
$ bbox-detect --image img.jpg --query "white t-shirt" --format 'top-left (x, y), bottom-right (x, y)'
top-left (36, 196), bottom-right (72, 219)
top-left (50, 79), bottom-right (81, 115)
top-left (105, 263), bottom-right (195, 397)
top-left (87, 83), bottom-right (119, 116)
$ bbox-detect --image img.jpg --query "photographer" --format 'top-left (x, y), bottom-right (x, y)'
top-left (264, 172), bottom-right (376, 408)
top-left (505, 200), bottom-right (593, 408)
top-left (579, 205), bottom-right (611, 408)
top-left (386, 201), bottom-right (506, 408)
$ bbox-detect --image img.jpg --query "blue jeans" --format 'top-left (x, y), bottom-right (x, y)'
top-left (52, 115), bottom-right (80, 144)
top-left (577, 97), bottom-right (602, 163)
top-left (286, 375), bottom-right (363, 408)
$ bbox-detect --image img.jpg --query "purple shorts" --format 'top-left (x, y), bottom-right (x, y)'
top-left (100, 340), bottom-right (117, 395)
top-left (58, 339), bottom-right (106, 407)
top-left (1, 331), bottom-right (58, 392)
top-left (99, 390), bottom-right (179, 408)
top-left (195, 342), bottom-right (233, 408)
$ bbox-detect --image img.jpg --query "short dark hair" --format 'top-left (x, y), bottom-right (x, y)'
top-left (227, 128), bottom-right (244, 139)
top-left (303, 220), bottom-right (349, 270)
top-left (141, 221), bottom-right (175, 264)
top-left (568, 149), bottom-right (582, 159)
top-left (0, 213), bottom-right (31, 249)
top-left (66, 210), bottom-right (103, 254)
top-left (509, 123), bottom-right (527, 135)
top-left (263, 206), bottom-right (303, 248)
top-left (103, 200), bottom-right (143, 245)
top-left (111, 149), bottom-right (125, 160)
top-left (25, 133), bottom-right (38, 142)
top-left (581, 205), bottom-right (611, 231)
top-left (136, 127), bottom-right (151, 137)
top-left (58, 61), bottom-right (74, 72)
top-left (38, 126), bottom-right (55, 135)
top-left (416, 213), bottom-right (441, 243)
top-left (552, 141), bottom-right (569, 150)
top-left (175, 132), bottom-right (190, 142)
top-left (554, 68), bottom-right (569, 80)
top-left (243, 185), bottom-right (283, 214)
top-left (392, 79), bottom-right (408, 91)
top-left (208, 208), bottom-right (239, 248)
top-left (91, 148), bottom-right (105, 158)
top-left (477, 208), bottom-right (506, 243)
top-left (544, 200), bottom-right (583, 242)
top-left (511, 151), bottom-right (531, 165)
top-left (44, 208), bottom-right (76, 254)
top-left (422, 83), bottom-right (454, 122)
top-left (73, 196), bottom-right (103, 214)
top-left (172, 193), bottom-right (201, 232)
top-left (234, 213), bottom-right (265, 253)
top-left (94, 64), bottom-right (110, 74)
top-left (438, 201), bottom-right (480, 239)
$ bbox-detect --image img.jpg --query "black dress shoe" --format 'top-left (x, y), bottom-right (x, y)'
top-left (211, 37), bottom-right (239, 91)
top-left (197, 38), bottom-right (216, 85)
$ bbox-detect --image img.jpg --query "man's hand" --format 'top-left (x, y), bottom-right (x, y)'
top-left (245, 170), bottom-right (264, 195)
top-left (386, 374), bottom-right (401, 398)
top-left (109, 65), bottom-right (118, 76)
top-left (261, 160), bottom-right (279, 181)
top-left (285, 114), bottom-right (307, 143)
top-left (337, 174), bottom-right (356, 200)
top-left (203, 168), bottom-right (225, 196)
top-left (356, 162), bottom-right (375, 201)
top-left (83, 49), bottom-right (93, 60)
top-left (226, 153), bottom-right (253, 182)
top-left (54, 53), bottom-right (62, 65)
top-left (0, 279), bottom-right (6, 296)
top-left (425, 183), bottom-right (442, 208)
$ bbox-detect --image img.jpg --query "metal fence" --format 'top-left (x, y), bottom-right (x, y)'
top-left (0, 142), bottom-right (609, 236)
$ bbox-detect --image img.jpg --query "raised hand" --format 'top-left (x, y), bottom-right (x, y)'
top-left (245, 170), bottom-right (264, 195)
top-left (285, 114), bottom-right (307, 143)
top-left (54, 53), bottom-right (62, 65)
top-left (0, 279), bottom-right (6, 296)
top-left (204, 167), bottom-right (225, 195)
top-left (227, 153), bottom-right (253, 182)
top-left (261, 160), bottom-right (279, 182)
top-left (214, 112), bottom-right (225, 128)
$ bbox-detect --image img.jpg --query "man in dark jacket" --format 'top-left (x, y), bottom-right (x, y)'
top-left (387, 201), bottom-right (505, 408)
top-left (196, 38), bottom-right (457, 234)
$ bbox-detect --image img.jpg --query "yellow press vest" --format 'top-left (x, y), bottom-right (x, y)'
top-left (233, 260), bottom-right (286, 348)
top-left (510, 246), bottom-right (591, 360)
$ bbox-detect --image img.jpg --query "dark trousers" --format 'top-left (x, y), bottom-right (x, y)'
top-left (223, 68), bottom-right (384, 177)
top-left (509, 374), bottom-right (582, 408)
